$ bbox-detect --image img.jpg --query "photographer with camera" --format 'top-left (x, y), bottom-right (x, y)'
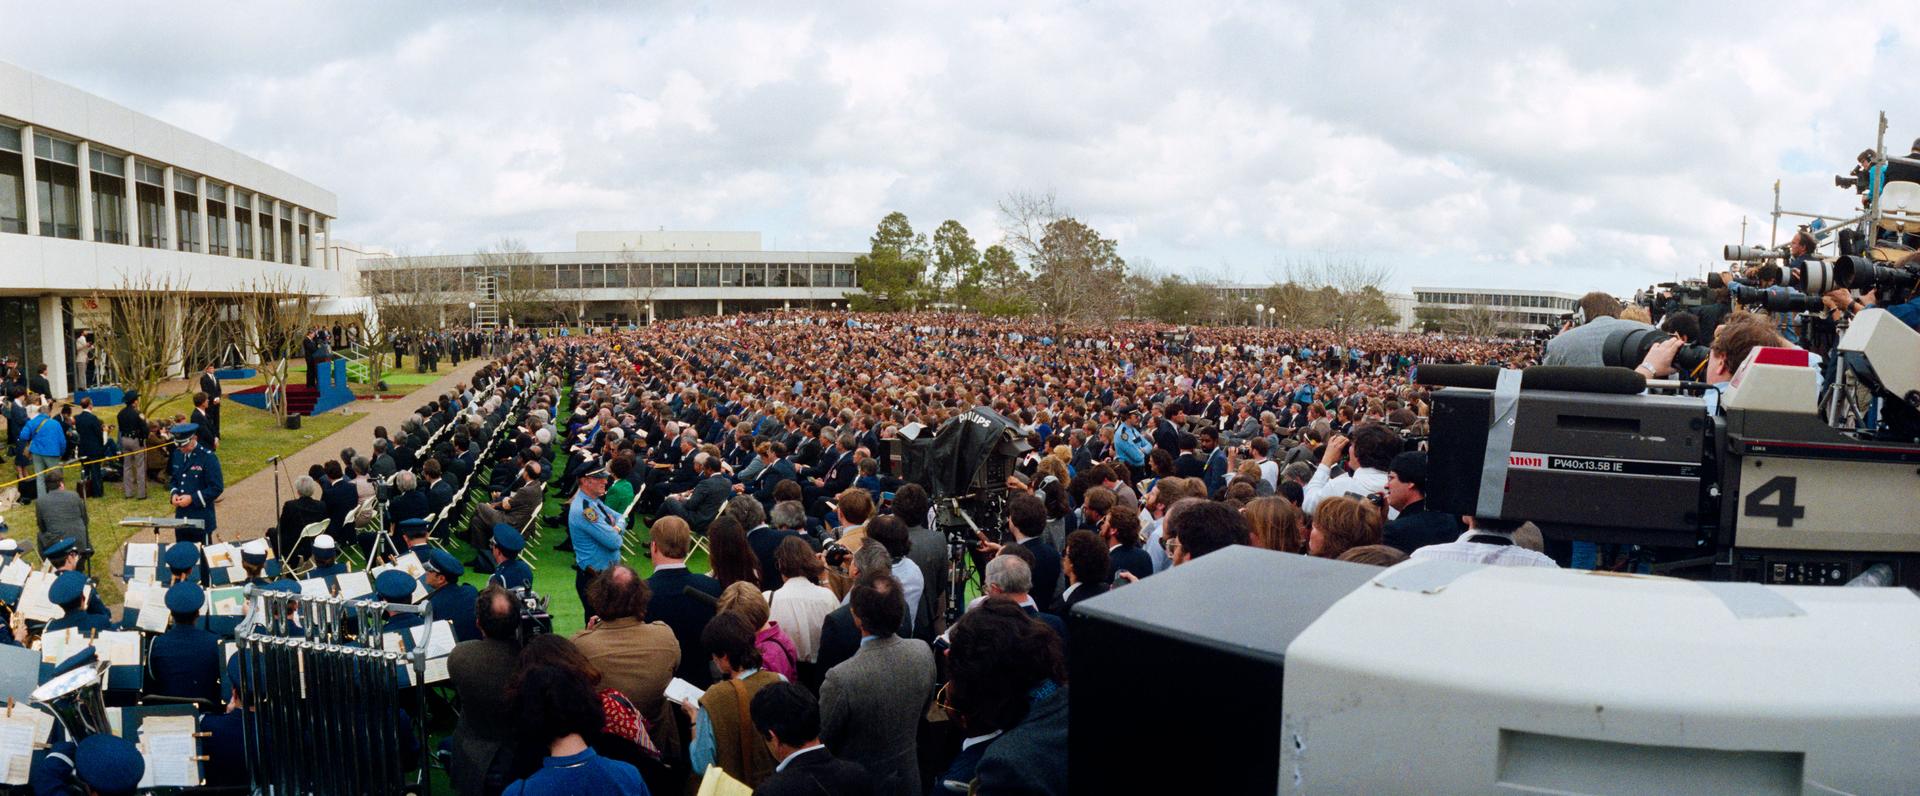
top-left (1544, 292), bottom-right (1658, 367)
top-left (1636, 312), bottom-right (1786, 414)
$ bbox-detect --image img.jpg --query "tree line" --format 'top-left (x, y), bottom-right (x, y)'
top-left (849, 192), bottom-right (1401, 330)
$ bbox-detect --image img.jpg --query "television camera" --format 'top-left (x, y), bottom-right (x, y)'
top-left (884, 406), bottom-right (1033, 620)
top-left (1419, 308), bottom-right (1920, 587)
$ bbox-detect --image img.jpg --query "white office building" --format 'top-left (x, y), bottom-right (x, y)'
top-left (0, 61), bottom-right (346, 396)
top-left (366, 231), bottom-right (863, 326)
top-left (1412, 286), bottom-right (1582, 334)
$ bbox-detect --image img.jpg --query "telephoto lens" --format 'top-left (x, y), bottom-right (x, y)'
top-left (1601, 327), bottom-right (1711, 377)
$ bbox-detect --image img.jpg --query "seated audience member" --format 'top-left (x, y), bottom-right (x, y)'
top-left (688, 612), bottom-right (784, 787)
top-left (1307, 495), bottom-right (1383, 561)
top-left (1409, 516), bottom-right (1559, 568)
top-left (717, 581), bottom-right (800, 682)
top-left (573, 564), bottom-right (682, 760)
top-left (1379, 451), bottom-right (1462, 555)
top-left (750, 682), bottom-right (874, 796)
top-left (1100, 508), bottom-right (1154, 583)
top-left (945, 599), bottom-right (1069, 796)
top-left (1161, 497), bottom-right (1248, 565)
top-left (1243, 495), bottom-right (1307, 554)
top-left (500, 643), bottom-right (648, 796)
top-left (1053, 530), bottom-right (1110, 618)
top-left (766, 536), bottom-right (838, 667)
top-left (1337, 544), bottom-right (1410, 567)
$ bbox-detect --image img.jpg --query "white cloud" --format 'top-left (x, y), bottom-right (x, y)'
top-left (2, 1), bottom-right (1917, 295)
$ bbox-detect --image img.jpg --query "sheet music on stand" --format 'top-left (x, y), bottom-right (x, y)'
top-left (370, 565), bottom-right (428, 603)
top-left (333, 571), bottom-right (374, 601)
top-left (136, 714), bottom-right (202, 788)
top-left (16, 572), bottom-right (60, 623)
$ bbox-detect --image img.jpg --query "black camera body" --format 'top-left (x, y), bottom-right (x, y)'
top-left (511, 587), bottom-right (552, 645)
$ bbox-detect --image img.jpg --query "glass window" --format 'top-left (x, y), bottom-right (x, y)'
top-left (87, 149), bottom-right (123, 176)
top-left (743, 263), bottom-right (765, 287)
top-left (297, 222), bottom-right (310, 266)
top-left (173, 172), bottom-right (198, 193)
top-left (207, 197), bottom-right (228, 254)
top-left (605, 263), bottom-right (629, 288)
top-left (580, 263), bottom-right (604, 289)
top-left (0, 148), bottom-right (23, 234)
top-left (174, 183), bottom-right (200, 252)
top-left (834, 264), bottom-right (855, 288)
top-left (557, 263), bottom-right (580, 289)
top-left (234, 198), bottom-right (253, 258)
top-left (0, 125), bottom-right (18, 153)
top-left (675, 263), bottom-right (696, 287)
top-left (812, 264), bottom-right (832, 287)
top-left (768, 263), bottom-right (788, 287)
top-left (721, 263), bottom-right (742, 287)
top-left (698, 263), bottom-right (720, 287)
top-left (279, 215), bottom-right (294, 264)
top-left (33, 134), bottom-right (78, 166)
top-left (35, 156), bottom-right (80, 239)
top-left (90, 169), bottom-right (126, 244)
top-left (136, 181), bottom-right (166, 248)
top-left (258, 203), bottom-right (275, 261)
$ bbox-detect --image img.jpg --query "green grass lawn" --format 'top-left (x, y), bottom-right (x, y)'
top-left (2, 392), bottom-right (358, 606)
top-left (225, 353), bottom-right (449, 397)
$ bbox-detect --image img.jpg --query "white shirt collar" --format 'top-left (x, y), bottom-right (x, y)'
top-left (654, 562), bottom-right (688, 571)
top-left (776, 744), bottom-right (826, 772)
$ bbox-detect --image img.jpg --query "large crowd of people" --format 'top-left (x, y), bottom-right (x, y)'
top-left (408, 311), bottom-right (1548, 795)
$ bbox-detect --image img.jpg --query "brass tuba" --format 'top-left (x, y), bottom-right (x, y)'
top-left (29, 659), bottom-right (111, 741)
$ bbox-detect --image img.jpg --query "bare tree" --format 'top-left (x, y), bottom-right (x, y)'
top-left (1272, 255), bottom-right (1400, 332)
top-left (476, 238), bottom-right (553, 327)
top-left (362, 263), bottom-right (443, 384)
top-left (234, 277), bottom-right (316, 422)
top-left (92, 273), bottom-right (222, 418)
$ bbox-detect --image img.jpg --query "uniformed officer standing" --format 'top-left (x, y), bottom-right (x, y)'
top-left (422, 549), bottom-right (480, 642)
top-left (45, 570), bottom-right (112, 635)
top-left (168, 423), bottom-right (223, 543)
top-left (486, 523), bottom-right (534, 592)
top-left (147, 581), bottom-right (221, 703)
top-left (307, 535), bottom-right (349, 593)
top-left (33, 732), bottom-right (144, 796)
top-left (567, 466), bottom-right (624, 615)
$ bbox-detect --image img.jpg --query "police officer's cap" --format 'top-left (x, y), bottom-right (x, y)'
top-left (49, 570), bottom-right (87, 606)
top-left (312, 534), bottom-right (339, 560)
top-left (42, 537), bottom-right (77, 559)
top-left (170, 422), bottom-right (199, 437)
top-left (240, 538), bottom-right (270, 565)
top-left (422, 548), bottom-right (465, 578)
top-left (0, 538), bottom-right (16, 554)
top-left (163, 542), bottom-right (200, 572)
top-left (165, 581), bottom-right (204, 614)
top-left (76, 735), bottom-right (144, 794)
top-left (375, 569), bottom-right (416, 602)
top-left (491, 523), bottom-right (526, 554)
top-left (580, 464), bottom-right (611, 480)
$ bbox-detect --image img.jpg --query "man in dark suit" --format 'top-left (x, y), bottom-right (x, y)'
top-left (819, 571), bottom-right (935, 796)
top-left (147, 582), bottom-right (222, 704)
top-left (1153, 405), bottom-right (1184, 459)
top-left (729, 497), bottom-right (794, 591)
top-left (645, 517), bottom-right (723, 687)
top-left (659, 453), bottom-right (731, 534)
top-left (189, 392), bottom-right (216, 450)
top-left (751, 682), bottom-right (875, 796)
top-left (1381, 451), bottom-right (1464, 555)
top-left (198, 363), bottom-right (222, 441)
top-left (814, 545), bottom-right (905, 686)
top-left (1001, 495), bottom-right (1063, 612)
top-left (750, 443), bottom-right (800, 507)
top-left (448, 575), bottom-right (522, 795)
top-left (27, 364), bottom-right (50, 399)
top-left (423, 459), bottom-right (455, 518)
top-left (320, 460), bottom-right (360, 547)
top-left (72, 398), bottom-right (106, 497)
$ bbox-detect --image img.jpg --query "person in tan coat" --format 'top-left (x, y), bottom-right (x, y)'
top-left (572, 564), bottom-right (681, 758)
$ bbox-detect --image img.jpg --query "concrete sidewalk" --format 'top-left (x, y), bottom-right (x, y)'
top-left (106, 359), bottom-right (488, 574)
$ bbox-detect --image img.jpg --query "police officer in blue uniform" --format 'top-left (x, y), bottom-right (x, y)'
top-left (422, 548), bottom-right (480, 643)
top-left (167, 422), bottom-right (223, 543)
top-left (375, 569), bottom-right (424, 637)
top-left (567, 465), bottom-right (624, 614)
top-left (307, 534), bottom-right (349, 592)
top-left (45, 570), bottom-right (112, 635)
top-left (397, 517), bottom-right (434, 562)
top-left (486, 523), bottom-right (534, 592)
top-left (33, 731), bottom-right (145, 796)
top-left (147, 581), bottom-right (221, 704)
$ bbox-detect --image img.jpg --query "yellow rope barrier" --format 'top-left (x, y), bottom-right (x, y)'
top-left (0, 442), bottom-right (178, 491)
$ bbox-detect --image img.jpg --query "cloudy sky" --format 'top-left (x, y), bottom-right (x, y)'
top-left (5, 2), bottom-right (1917, 294)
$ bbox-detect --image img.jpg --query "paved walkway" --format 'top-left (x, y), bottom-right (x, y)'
top-left (106, 359), bottom-right (487, 572)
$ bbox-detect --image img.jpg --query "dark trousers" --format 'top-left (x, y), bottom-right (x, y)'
top-left (575, 565), bottom-right (600, 618)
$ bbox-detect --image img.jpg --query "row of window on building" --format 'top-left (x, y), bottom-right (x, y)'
top-left (1416, 291), bottom-right (1574, 310)
top-left (0, 121), bottom-right (319, 267)
top-left (386, 260), bottom-right (861, 291)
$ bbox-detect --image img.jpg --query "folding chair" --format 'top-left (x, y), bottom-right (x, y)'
top-left (285, 519), bottom-right (332, 576)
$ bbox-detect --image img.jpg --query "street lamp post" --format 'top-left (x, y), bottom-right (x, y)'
top-left (468, 301), bottom-right (477, 327)
top-left (1255, 303), bottom-right (1265, 329)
